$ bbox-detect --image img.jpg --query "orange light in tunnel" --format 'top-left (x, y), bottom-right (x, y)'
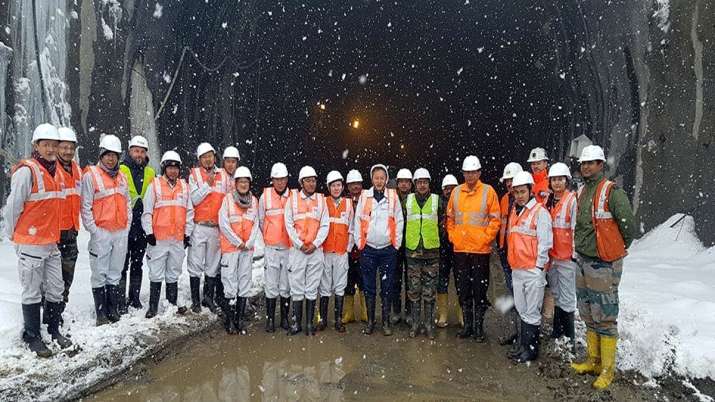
top-left (351, 119), bottom-right (360, 129)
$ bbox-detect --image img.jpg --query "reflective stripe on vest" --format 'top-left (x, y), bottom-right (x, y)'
top-left (57, 160), bottom-right (82, 231)
top-left (88, 165), bottom-right (129, 232)
top-left (453, 184), bottom-right (495, 227)
top-left (507, 203), bottom-right (543, 269)
top-left (220, 195), bottom-right (258, 253)
top-left (12, 160), bottom-right (63, 245)
top-left (119, 164), bottom-right (155, 207)
top-left (262, 187), bottom-right (291, 248)
top-left (586, 179), bottom-right (627, 262)
top-left (192, 167), bottom-right (228, 223)
top-left (152, 177), bottom-right (189, 241)
top-left (549, 191), bottom-right (576, 260)
top-left (357, 188), bottom-right (398, 250)
top-left (405, 193), bottom-right (440, 251)
top-left (290, 190), bottom-right (324, 246)
top-left (323, 197), bottom-right (352, 254)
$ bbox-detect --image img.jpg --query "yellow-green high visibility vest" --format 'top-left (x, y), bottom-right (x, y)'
top-left (119, 164), bottom-right (155, 207)
top-left (405, 193), bottom-right (440, 251)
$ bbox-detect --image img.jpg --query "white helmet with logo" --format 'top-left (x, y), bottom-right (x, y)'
top-left (527, 147), bottom-right (548, 163)
top-left (462, 155), bottom-right (482, 171)
top-left (578, 145), bottom-right (606, 162)
top-left (99, 134), bottom-right (122, 154)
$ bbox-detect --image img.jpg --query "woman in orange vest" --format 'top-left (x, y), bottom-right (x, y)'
top-left (506, 171), bottom-right (553, 364)
top-left (219, 166), bottom-right (260, 334)
top-left (317, 171), bottom-right (354, 333)
top-left (5, 124), bottom-right (72, 357)
top-left (141, 151), bottom-right (194, 318)
top-left (81, 134), bottom-right (132, 326)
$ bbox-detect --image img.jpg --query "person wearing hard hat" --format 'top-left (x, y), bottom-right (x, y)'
top-left (187, 142), bottom-right (230, 314)
top-left (571, 145), bottom-right (635, 390)
top-left (284, 166), bottom-right (330, 336)
top-left (393, 168), bottom-right (413, 326)
top-left (81, 134), bottom-right (132, 326)
top-left (5, 124), bottom-right (72, 357)
top-left (258, 162), bottom-right (292, 332)
top-left (496, 162), bottom-right (523, 349)
top-left (526, 147), bottom-right (550, 204)
top-left (543, 162), bottom-right (578, 345)
top-left (215, 146), bottom-right (240, 310)
top-left (55, 127), bottom-right (82, 319)
top-left (342, 169), bottom-right (368, 325)
top-left (316, 171), bottom-right (354, 333)
top-left (354, 164), bottom-right (404, 336)
top-left (141, 151), bottom-right (193, 318)
top-left (404, 168), bottom-right (441, 339)
top-left (446, 155), bottom-right (500, 343)
top-left (506, 171), bottom-right (553, 363)
top-left (436, 174), bottom-right (458, 328)
top-left (118, 135), bottom-right (155, 314)
top-left (218, 166), bottom-right (260, 334)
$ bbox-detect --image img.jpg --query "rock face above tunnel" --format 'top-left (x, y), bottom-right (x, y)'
top-left (0, 0), bottom-right (713, 244)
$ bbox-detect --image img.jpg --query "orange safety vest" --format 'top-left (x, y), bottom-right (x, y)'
top-left (579, 179), bottom-right (627, 262)
top-left (548, 191), bottom-right (577, 261)
top-left (56, 160), bottom-right (81, 231)
top-left (323, 197), bottom-right (353, 254)
top-left (220, 194), bottom-right (258, 253)
top-left (447, 182), bottom-right (500, 254)
top-left (507, 202), bottom-right (546, 269)
top-left (191, 167), bottom-right (228, 224)
top-left (357, 188), bottom-right (399, 250)
top-left (261, 187), bottom-right (291, 248)
top-left (12, 159), bottom-right (63, 245)
top-left (498, 193), bottom-right (512, 249)
top-left (86, 165), bottom-right (129, 232)
top-left (151, 176), bottom-right (189, 241)
top-left (289, 190), bottom-right (325, 247)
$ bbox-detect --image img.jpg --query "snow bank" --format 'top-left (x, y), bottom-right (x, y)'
top-left (618, 214), bottom-right (715, 380)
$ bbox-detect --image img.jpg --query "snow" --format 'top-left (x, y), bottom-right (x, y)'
top-left (653, 0), bottom-right (671, 33)
top-left (153, 2), bottom-right (163, 19)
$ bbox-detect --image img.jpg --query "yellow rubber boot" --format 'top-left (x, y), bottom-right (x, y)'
top-left (571, 330), bottom-right (602, 375)
top-left (436, 294), bottom-right (449, 328)
top-left (358, 291), bottom-right (368, 322)
top-left (593, 335), bottom-right (617, 390)
top-left (456, 303), bottom-right (464, 328)
top-left (342, 295), bottom-right (355, 323)
top-left (314, 304), bottom-right (321, 326)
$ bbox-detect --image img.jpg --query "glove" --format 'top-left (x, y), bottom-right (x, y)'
top-left (183, 236), bottom-right (191, 249)
top-left (147, 234), bottom-right (156, 246)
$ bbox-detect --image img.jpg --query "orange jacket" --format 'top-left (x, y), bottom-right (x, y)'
top-left (532, 169), bottom-right (550, 204)
top-left (190, 167), bottom-right (228, 224)
top-left (260, 187), bottom-right (291, 248)
top-left (151, 177), bottom-right (189, 241)
top-left (323, 197), bottom-right (353, 254)
top-left (289, 190), bottom-right (324, 246)
top-left (12, 160), bottom-right (62, 245)
top-left (579, 179), bottom-right (627, 262)
top-left (446, 181), bottom-right (501, 254)
top-left (548, 191), bottom-right (577, 261)
top-left (85, 165), bottom-right (129, 232)
top-left (498, 192), bottom-right (513, 249)
top-left (220, 195), bottom-right (258, 253)
top-left (507, 202), bottom-right (547, 269)
top-left (56, 160), bottom-right (81, 231)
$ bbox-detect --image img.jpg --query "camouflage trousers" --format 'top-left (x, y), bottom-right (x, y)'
top-left (406, 257), bottom-right (439, 303)
top-left (575, 254), bottom-right (623, 337)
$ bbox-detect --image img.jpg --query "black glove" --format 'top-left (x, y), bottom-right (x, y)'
top-left (183, 236), bottom-right (191, 249)
top-left (147, 234), bottom-right (156, 246)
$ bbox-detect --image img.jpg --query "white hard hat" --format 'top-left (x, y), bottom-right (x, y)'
top-left (129, 135), bottom-right (149, 150)
top-left (234, 166), bottom-right (252, 181)
top-left (326, 170), bottom-right (344, 185)
top-left (396, 168), bottom-right (412, 180)
top-left (500, 162), bottom-right (524, 183)
top-left (160, 150), bottom-right (182, 165)
top-left (346, 169), bottom-right (363, 184)
top-left (57, 127), bottom-right (77, 143)
top-left (578, 145), bottom-right (606, 163)
top-left (196, 142), bottom-right (216, 158)
top-left (527, 147), bottom-right (549, 163)
top-left (32, 123), bottom-right (60, 144)
top-left (548, 162), bottom-right (572, 179)
top-left (99, 134), bottom-right (122, 154)
top-left (222, 146), bottom-right (240, 160)
top-left (462, 155), bottom-right (482, 171)
top-left (412, 168), bottom-right (431, 182)
top-left (270, 162), bottom-right (289, 178)
top-left (370, 164), bottom-right (389, 180)
top-left (512, 171), bottom-right (535, 187)
top-left (298, 165), bottom-right (317, 181)
top-left (441, 174), bottom-right (458, 189)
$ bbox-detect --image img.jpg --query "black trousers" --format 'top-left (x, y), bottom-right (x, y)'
top-left (344, 250), bottom-right (363, 296)
top-left (453, 252), bottom-right (491, 309)
top-left (57, 229), bottom-right (79, 303)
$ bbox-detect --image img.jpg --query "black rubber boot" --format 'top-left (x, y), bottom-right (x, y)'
top-left (236, 297), bottom-right (247, 334)
top-left (190, 276), bottom-right (202, 313)
top-left (279, 297), bottom-right (291, 330)
top-left (424, 301), bottom-right (436, 340)
top-left (507, 318), bottom-right (525, 359)
top-left (381, 301), bottom-right (393, 336)
top-left (45, 301), bottom-right (73, 349)
top-left (409, 300), bottom-right (420, 338)
top-left (214, 273), bottom-right (225, 315)
top-left (288, 300), bottom-right (303, 336)
top-left (105, 285), bottom-right (121, 323)
top-left (551, 306), bottom-right (565, 339)
top-left (514, 321), bottom-right (540, 363)
top-left (145, 282), bottom-right (162, 318)
top-left (564, 310), bottom-right (576, 353)
top-left (363, 295), bottom-right (376, 335)
top-left (305, 299), bottom-right (317, 336)
top-left (473, 305), bottom-right (486, 343)
top-left (391, 295), bottom-right (402, 326)
top-left (317, 296), bottom-right (329, 331)
top-left (225, 299), bottom-right (237, 334)
top-left (92, 287), bottom-right (110, 326)
top-left (499, 307), bottom-right (519, 346)
top-left (117, 275), bottom-right (128, 315)
top-left (265, 297), bottom-right (276, 333)
top-left (334, 295), bottom-right (346, 333)
top-left (405, 297), bottom-right (413, 327)
top-left (456, 301), bottom-right (473, 338)
top-left (202, 276), bottom-right (218, 313)
top-left (128, 275), bottom-right (143, 309)
top-left (22, 303), bottom-right (52, 358)
top-left (166, 282), bottom-right (187, 315)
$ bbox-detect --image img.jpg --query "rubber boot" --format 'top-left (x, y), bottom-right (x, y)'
top-left (166, 282), bottom-right (187, 315)
top-left (92, 287), bottom-right (110, 326)
top-left (280, 297), bottom-right (291, 330)
top-left (265, 297), bottom-right (276, 333)
top-left (236, 297), bottom-right (247, 334)
top-left (202, 276), bottom-right (218, 313)
top-left (473, 305), bottom-right (486, 343)
top-left (306, 299), bottom-right (317, 336)
top-left (499, 307), bottom-right (519, 346)
top-left (405, 296), bottom-right (413, 327)
top-left (363, 295), bottom-right (376, 335)
top-left (456, 301), bottom-right (473, 338)
top-left (225, 299), bottom-right (237, 334)
top-left (342, 295), bottom-right (355, 324)
top-left (128, 274), bottom-right (143, 309)
top-left (190, 276), bottom-right (202, 313)
top-left (358, 291), bottom-right (369, 322)
top-left (571, 330), bottom-right (602, 374)
top-left (436, 293), bottom-right (449, 328)
top-left (424, 301), bottom-right (436, 340)
top-left (214, 272), bottom-right (225, 316)
top-left (288, 300), bottom-right (303, 336)
top-left (334, 295), bottom-right (346, 333)
top-left (317, 296), bottom-right (329, 331)
top-left (145, 282), bottom-right (161, 318)
top-left (564, 311), bottom-right (576, 352)
top-left (457, 303), bottom-right (464, 327)
top-left (45, 301), bottom-right (71, 350)
top-left (391, 295), bottom-right (402, 326)
top-left (593, 336), bottom-right (617, 390)
top-left (313, 300), bottom-right (321, 329)
top-left (381, 301), bottom-right (393, 336)
top-left (22, 303), bottom-right (52, 358)
top-left (105, 285), bottom-right (121, 323)
top-left (408, 300), bottom-right (420, 338)
top-left (551, 306), bottom-right (564, 339)
top-left (507, 319), bottom-right (525, 359)
top-left (117, 275), bottom-right (128, 315)
top-left (514, 321), bottom-right (540, 363)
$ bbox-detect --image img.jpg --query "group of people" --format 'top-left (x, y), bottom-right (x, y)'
top-left (6, 123), bottom-right (635, 391)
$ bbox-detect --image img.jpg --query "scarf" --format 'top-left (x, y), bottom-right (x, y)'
top-left (99, 160), bottom-right (120, 178)
top-left (234, 191), bottom-right (253, 208)
top-left (32, 151), bottom-right (56, 176)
